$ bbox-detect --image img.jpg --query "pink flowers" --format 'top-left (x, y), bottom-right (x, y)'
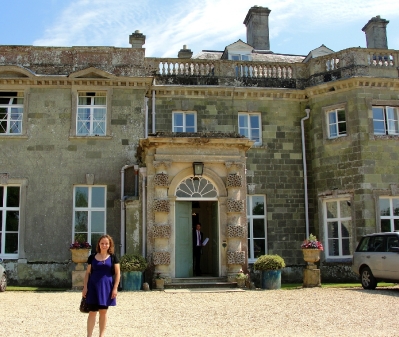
top-left (301, 234), bottom-right (324, 251)
top-left (70, 241), bottom-right (92, 249)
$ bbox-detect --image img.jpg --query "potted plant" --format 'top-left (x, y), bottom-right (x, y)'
top-left (254, 254), bottom-right (285, 290)
top-left (69, 241), bottom-right (92, 271)
top-left (120, 254), bottom-right (148, 291)
top-left (154, 273), bottom-right (165, 289)
top-left (236, 269), bottom-right (248, 288)
top-left (301, 233), bottom-right (324, 264)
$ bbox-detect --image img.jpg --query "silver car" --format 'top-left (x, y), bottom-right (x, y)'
top-left (0, 258), bottom-right (6, 292)
top-left (352, 232), bottom-right (399, 289)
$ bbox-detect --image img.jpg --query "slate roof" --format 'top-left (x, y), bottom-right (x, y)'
top-left (194, 50), bottom-right (306, 63)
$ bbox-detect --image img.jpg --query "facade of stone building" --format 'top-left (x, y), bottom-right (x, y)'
top-left (1, 6), bottom-right (398, 286)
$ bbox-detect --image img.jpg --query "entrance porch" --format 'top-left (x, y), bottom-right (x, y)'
top-left (138, 133), bottom-right (254, 285)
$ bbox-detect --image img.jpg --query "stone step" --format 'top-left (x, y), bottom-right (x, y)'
top-left (165, 277), bottom-right (237, 289)
top-left (170, 277), bottom-right (227, 283)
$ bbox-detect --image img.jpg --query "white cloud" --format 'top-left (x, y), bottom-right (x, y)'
top-left (33, 0), bottom-right (399, 56)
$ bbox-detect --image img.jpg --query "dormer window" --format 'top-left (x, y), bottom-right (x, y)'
top-left (230, 54), bottom-right (251, 61)
top-left (230, 54), bottom-right (251, 77)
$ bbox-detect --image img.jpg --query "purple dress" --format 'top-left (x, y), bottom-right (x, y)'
top-left (86, 255), bottom-right (116, 307)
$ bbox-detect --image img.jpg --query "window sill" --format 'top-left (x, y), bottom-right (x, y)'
top-left (326, 135), bottom-right (348, 141)
top-left (69, 135), bottom-right (113, 140)
top-left (0, 135), bottom-right (28, 139)
top-left (373, 134), bottom-right (399, 140)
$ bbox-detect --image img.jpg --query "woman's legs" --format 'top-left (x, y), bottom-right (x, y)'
top-left (98, 309), bottom-right (108, 337)
top-left (87, 311), bottom-right (97, 337)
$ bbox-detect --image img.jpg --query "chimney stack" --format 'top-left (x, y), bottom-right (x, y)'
top-left (362, 16), bottom-right (389, 49)
top-left (243, 6), bottom-right (271, 50)
top-left (178, 45), bottom-right (193, 59)
top-left (129, 30), bottom-right (146, 48)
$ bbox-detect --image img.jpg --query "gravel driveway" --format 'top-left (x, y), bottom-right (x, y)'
top-left (1, 286), bottom-right (399, 336)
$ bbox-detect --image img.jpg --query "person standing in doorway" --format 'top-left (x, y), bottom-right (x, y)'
top-left (193, 223), bottom-right (204, 276)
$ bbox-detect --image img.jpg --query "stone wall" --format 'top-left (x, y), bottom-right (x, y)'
top-left (308, 82), bottom-right (399, 247)
top-left (150, 92), bottom-right (307, 266)
top-left (1, 85), bottom-right (146, 285)
top-left (0, 46), bottom-right (146, 76)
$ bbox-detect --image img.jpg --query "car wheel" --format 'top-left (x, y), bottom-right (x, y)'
top-left (0, 272), bottom-right (7, 292)
top-left (360, 266), bottom-right (377, 290)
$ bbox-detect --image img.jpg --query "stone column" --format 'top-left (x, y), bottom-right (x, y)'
top-left (303, 265), bottom-right (321, 288)
top-left (225, 161), bottom-right (246, 281)
top-left (152, 161), bottom-right (172, 281)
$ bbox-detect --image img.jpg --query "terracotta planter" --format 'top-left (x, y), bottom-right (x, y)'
top-left (155, 278), bottom-right (165, 289)
top-left (302, 249), bottom-right (321, 264)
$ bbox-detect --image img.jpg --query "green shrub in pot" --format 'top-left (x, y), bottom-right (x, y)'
top-left (120, 254), bottom-right (147, 272)
top-left (253, 254), bottom-right (285, 271)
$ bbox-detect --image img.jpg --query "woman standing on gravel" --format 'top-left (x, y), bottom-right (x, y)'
top-left (82, 234), bottom-right (120, 337)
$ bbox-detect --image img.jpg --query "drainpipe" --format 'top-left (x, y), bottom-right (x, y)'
top-left (120, 164), bottom-right (137, 257)
top-left (152, 90), bottom-right (156, 134)
top-left (139, 167), bottom-right (147, 257)
top-left (145, 97), bottom-right (149, 138)
top-left (301, 108), bottom-right (311, 239)
top-left (134, 166), bottom-right (139, 197)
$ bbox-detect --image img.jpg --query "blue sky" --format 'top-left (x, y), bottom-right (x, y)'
top-left (1, 0), bottom-right (399, 57)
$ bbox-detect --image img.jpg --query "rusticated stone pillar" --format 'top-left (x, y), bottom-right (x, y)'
top-left (225, 161), bottom-right (246, 281)
top-left (151, 161), bottom-right (172, 280)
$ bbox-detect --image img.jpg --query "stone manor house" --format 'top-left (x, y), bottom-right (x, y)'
top-left (1, 6), bottom-right (398, 287)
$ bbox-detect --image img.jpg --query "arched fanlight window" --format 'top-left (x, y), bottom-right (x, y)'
top-left (176, 177), bottom-right (217, 198)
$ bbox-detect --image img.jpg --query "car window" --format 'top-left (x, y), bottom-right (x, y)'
top-left (372, 236), bottom-right (384, 252)
top-left (357, 237), bottom-right (370, 252)
top-left (387, 236), bottom-right (399, 252)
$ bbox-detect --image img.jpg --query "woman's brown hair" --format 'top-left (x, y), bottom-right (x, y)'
top-left (96, 234), bottom-right (115, 254)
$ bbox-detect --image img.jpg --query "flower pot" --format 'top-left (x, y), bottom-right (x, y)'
top-left (122, 271), bottom-right (143, 291)
top-left (236, 278), bottom-right (246, 288)
top-left (70, 248), bottom-right (91, 263)
top-left (70, 249), bottom-right (91, 271)
top-left (302, 249), bottom-right (321, 264)
top-left (261, 270), bottom-right (281, 290)
top-left (155, 278), bottom-right (165, 289)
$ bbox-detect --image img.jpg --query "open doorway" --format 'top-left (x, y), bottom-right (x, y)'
top-left (175, 200), bottom-right (219, 277)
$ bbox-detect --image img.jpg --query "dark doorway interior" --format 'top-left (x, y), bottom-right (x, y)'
top-left (191, 201), bottom-right (218, 276)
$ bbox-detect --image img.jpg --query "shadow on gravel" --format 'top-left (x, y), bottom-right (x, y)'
top-left (342, 286), bottom-right (399, 297)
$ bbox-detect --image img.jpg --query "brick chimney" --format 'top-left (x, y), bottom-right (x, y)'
top-left (243, 6), bottom-right (271, 50)
top-left (129, 30), bottom-right (146, 48)
top-left (362, 16), bottom-right (389, 49)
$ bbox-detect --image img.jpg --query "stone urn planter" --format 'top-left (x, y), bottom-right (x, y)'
top-left (302, 249), bottom-right (321, 264)
top-left (301, 234), bottom-right (324, 288)
top-left (70, 249), bottom-right (91, 271)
